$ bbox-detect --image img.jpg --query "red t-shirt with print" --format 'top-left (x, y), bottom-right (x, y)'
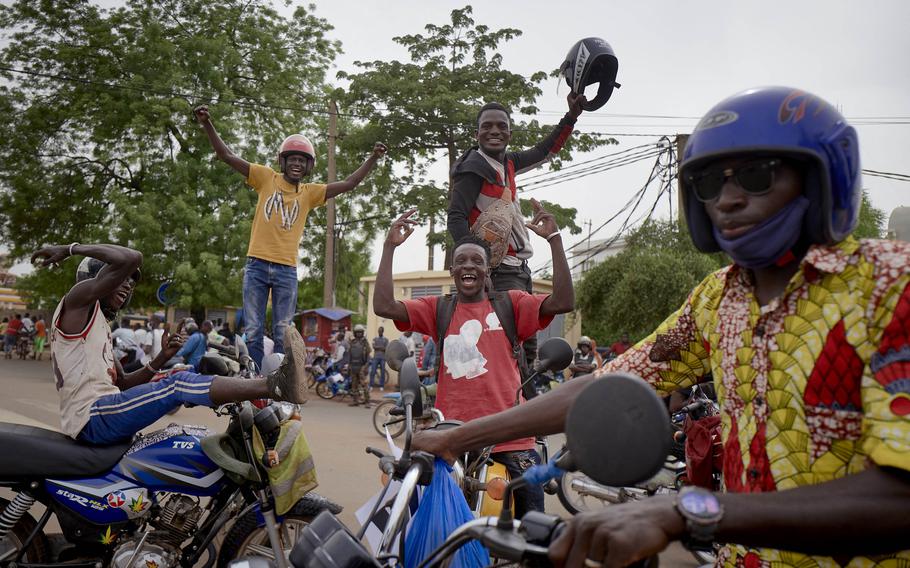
top-left (396, 290), bottom-right (552, 452)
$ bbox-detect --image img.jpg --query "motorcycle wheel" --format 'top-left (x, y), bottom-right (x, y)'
top-left (372, 400), bottom-right (406, 438)
top-left (217, 512), bottom-right (314, 568)
top-left (315, 381), bottom-right (334, 399)
top-left (556, 470), bottom-right (617, 515)
top-left (0, 498), bottom-right (49, 564)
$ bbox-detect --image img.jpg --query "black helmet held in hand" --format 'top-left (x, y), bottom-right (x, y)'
top-left (560, 37), bottom-right (620, 112)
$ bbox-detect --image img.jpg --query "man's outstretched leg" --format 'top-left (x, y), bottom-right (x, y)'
top-left (79, 327), bottom-right (310, 445)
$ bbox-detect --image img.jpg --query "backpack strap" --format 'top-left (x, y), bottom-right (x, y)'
top-left (434, 294), bottom-right (457, 382)
top-left (489, 291), bottom-right (531, 388)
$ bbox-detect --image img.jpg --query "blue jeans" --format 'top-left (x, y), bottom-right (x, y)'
top-left (243, 257), bottom-right (298, 369)
top-left (492, 449), bottom-right (544, 518)
top-left (369, 356), bottom-right (387, 388)
top-left (79, 371), bottom-right (214, 444)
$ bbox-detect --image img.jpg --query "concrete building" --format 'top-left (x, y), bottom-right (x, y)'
top-left (569, 237), bottom-right (627, 281)
top-left (887, 206), bottom-right (910, 242)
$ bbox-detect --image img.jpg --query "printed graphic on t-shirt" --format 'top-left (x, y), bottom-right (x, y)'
top-left (443, 319), bottom-right (488, 379)
top-left (264, 191), bottom-right (300, 230)
top-left (485, 312), bottom-right (502, 331)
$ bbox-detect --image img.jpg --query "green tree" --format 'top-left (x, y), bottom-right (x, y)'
top-left (853, 190), bottom-right (886, 239)
top-left (0, 0), bottom-right (349, 312)
top-left (338, 5), bottom-right (614, 263)
top-left (576, 220), bottom-right (727, 343)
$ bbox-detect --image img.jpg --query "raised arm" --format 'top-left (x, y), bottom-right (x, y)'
top-left (511, 93), bottom-right (585, 174)
top-left (32, 243), bottom-right (142, 334)
top-left (194, 105), bottom-right (250, 178)
top-left (525, 198), bottom-right (574, 315)
top-left (325, 142), bottom-right (387, 199)
top-left (373, 210), bottom-right (418, 322)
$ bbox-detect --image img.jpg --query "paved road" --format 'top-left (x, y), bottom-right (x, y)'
top-left (0, 357), bottom-right (697, 566)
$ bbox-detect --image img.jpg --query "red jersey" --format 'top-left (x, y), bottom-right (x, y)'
top-left (397, 290), bottom-right (552, 452)
top-left (5, 319), bottom-right (22, 336)
top-left (610, 341), bottom-right (631, 356)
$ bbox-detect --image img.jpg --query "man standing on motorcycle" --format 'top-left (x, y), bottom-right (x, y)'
top-left (414, 87), bottom-right (910, 567)
top-left (193, 105), bottom-right (387, 371)
top-left (32, 243), bottom-right (312, 445)
top-left (375, 200), bottom-right (574, 518)
top-left (348, 324), bottom-right (372, 408)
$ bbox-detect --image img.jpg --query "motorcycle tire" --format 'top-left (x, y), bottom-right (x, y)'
top-left (315, 381), bottom-right (334, 399)
top-left (217, 511), bottom-right (314, 568)
top-left (0, 497), bottom-right (49, 564)
top-left (556, 470), bottom-right (617, 515)
top-left (372, 400), bottom-right (406, 438)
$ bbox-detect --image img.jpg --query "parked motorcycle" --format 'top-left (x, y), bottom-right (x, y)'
top-left (312, 360), bottom-right (353, 400)
top-left (0, 399), bottom-right (342, 568)
top-left (371, 383), bottom-right (438, 439)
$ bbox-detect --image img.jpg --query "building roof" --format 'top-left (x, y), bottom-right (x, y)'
top-left (299, 307), bottom-right (354, 321)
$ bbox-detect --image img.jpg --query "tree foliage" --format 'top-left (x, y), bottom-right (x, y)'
top-left (576, 220), bottom-right (727, 344)
top-left (338, 5), bottom-right (615, 257)
top-left (854, 190), bottom-right (886, 239)
top-left (0, 0), bottom-right (379, 311)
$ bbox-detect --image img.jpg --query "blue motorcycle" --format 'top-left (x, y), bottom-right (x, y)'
top-left (312, 361), bottom-right (353, 400)
top-left (0, 400), bottom-right (341, 568)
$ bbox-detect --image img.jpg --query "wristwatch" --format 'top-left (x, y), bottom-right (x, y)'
top-left (675, 486), bottom-right (723, 550)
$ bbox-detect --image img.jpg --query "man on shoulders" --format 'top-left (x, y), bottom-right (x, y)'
top-left (448, 94), bottom-right (586, 367)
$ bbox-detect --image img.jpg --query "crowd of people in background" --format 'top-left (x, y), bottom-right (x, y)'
top-left (1, 312), bottom-right (47, 360)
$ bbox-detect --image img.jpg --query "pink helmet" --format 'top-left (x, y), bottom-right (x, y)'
top-left (277, 134), bottom-right (316, 173)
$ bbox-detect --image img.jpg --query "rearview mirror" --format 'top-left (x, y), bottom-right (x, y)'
top-left (385, 339), bottom-right (409, 373)
top-left (398, 357), bottom-right (422, 413)
top-left (564, 373), bottom-right (671, 487)
top-left (536, 337), bottom-right (574, 372)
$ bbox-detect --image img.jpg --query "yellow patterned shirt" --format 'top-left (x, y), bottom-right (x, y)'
top-left (600, 237), bottom-right (910, 567)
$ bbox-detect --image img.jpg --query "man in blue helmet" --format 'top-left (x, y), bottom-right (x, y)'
top-left (414, 87), bottom-right (910, 566)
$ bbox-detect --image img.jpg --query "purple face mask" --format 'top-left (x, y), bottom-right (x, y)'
top-left (712, 196), bottom-right (810, 269)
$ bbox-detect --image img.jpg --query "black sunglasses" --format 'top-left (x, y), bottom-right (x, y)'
top-left (685, 159), bottom-right (782, 202)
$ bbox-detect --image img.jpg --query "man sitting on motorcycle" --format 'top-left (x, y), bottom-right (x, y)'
top-left (374, 200), bottom-right (574, 518)
top-left (413, 87), bottom-right (910, 567)
top-left (31, 242), bottom-right (311, 445)
top-left (568, 336), bottom-right (597, 378)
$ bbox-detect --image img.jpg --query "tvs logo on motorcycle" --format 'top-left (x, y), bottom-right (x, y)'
top-left (106, 491), bottom-right (126, 508)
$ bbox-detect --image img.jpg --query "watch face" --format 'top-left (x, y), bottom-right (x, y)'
top-left (680, 490), bottom-right (721, 520)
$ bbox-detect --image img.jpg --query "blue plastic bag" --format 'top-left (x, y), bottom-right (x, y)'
top-left (404, 458), bottom-right (489, 568)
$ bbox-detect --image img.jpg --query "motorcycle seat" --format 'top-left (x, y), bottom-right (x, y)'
top-left (0, 422), bottom-right (132, 479)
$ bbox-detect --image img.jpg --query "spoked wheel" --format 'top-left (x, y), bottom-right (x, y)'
top-left (372, 400), bottom-right (406, 438)
top-left (217, 513), bottom-right (313, 568)
top-left (556, 470), bottom-right (619, 515)
top-left (0, 498), bottom-right (48, 564)
top-left (315, 381), bottom-right (334, 399)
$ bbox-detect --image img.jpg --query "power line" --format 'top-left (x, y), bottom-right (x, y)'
top-left (863, 168), bottom-right (910, 182)
top-left (519, 149), bottom-right (663, 193)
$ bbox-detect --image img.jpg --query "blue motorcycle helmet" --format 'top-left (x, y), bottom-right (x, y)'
top-left (679, 86), bottom-right (862, 253)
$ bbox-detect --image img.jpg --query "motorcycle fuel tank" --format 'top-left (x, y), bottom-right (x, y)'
top-left (113, 424), bottom-right (225, 496)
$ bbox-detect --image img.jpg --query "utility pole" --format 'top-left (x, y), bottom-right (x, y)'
top-left (427, 218), bottom-right (435, 271)
top-left (675, 134), bottom-right (689, 228)
top-left (323, 100), bottom-right (338, 307)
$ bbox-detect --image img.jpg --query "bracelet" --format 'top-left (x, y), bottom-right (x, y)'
top-left (545, 231), bottom-right (561, 242)
top-left (144, 361), bottom-right (160, 373)
top-left (68, 242), bottom-right (80, 256)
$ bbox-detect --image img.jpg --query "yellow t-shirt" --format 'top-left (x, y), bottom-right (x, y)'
top-left (246, 163), bottom-right (327, 266)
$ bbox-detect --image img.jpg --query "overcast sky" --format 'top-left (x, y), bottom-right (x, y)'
top-left (7, 0), bottom-right (910, 278)
top-left (304, 0), bottom-right (910, 275)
